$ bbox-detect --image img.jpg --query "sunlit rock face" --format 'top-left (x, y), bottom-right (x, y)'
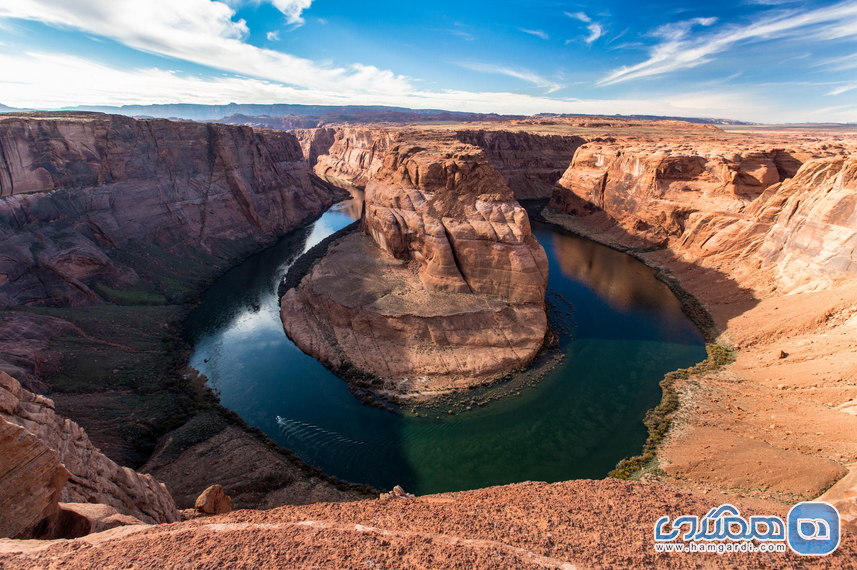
top-left (0, 372), bottom-right (179, 531)
top-left (0, 113), bottom-right (342, 308)
top-left (281, 138), bottom-right (549, 398)
top-left (549, 141), bottom-right (856, 294)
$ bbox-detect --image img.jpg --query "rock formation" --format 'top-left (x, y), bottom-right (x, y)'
top-left (0, 112), bottom-right (343, 308)
top-left (194, 484), bottom-right (232, 515)
top-left (549, 141), bottom-right (856, 293)
top-left (0, 417), bottom-right (69, 538)
top-left (0, 372), bottom-right (179, 526)
top-left (303, 127), bottom-right (402, 186)
top-left (455, 130), bottom-right (586, 199)
top-left (282, 138), bottom-right (548, 396)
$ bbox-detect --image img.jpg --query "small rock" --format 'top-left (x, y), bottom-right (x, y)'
top-left (194, 485), bottom-right (232, 515)
top-left (778, 350), bottom-right (788, 359)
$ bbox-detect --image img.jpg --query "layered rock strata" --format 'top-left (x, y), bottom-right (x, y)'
top-left (0, 372), bottom-right (179, 526)
top-left (301, 127), bottom-right (402, 186)
top-left (282, 140), bottom-right (548, 396)
top-left (549, 142), bottom-right (856, 293)
top-left (455, 130), bottom-right (586, 199)
top-left (0, 113), bottom-right (342, 308)
top-left (546, 133), bottom-right (857, 509)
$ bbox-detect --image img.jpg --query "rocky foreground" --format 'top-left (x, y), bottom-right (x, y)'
top-left (2, 479), bottom-right (856, 570)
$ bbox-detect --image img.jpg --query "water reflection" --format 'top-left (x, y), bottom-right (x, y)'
top-left (549, 230), bottom-right (678, 315)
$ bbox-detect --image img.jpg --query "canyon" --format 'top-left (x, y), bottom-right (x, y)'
top-left (1, 112), bottom-right (856, 568)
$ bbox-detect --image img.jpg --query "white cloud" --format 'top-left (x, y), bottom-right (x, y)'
top-left (828, 84), bottom-right (857, 96)
top-left (266, 30), bottom-right (279, 41)
top-left (454, 61), bottom-right (564, 93)
top-left (270, 0), bottom-right (312, 26)
top-left (564, 11), bottom-right (603, 45)
top-left (584, 24), bottom-right (603, 44)
top-left (519, 28), bottom-right (549, 40)
top-left (599, 1), bottom-right (857, 85)
top-left (223, 0), bottom-right (312, 26)
top-left (0, 0), bottom-right (407, 95)
top-left (0, 49), bottom-right (826, 121)
top-left (564, 12), bottom-right (591, 23)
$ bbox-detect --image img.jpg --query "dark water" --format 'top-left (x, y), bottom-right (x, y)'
top-left (184, 193), bottom-right (706, 495)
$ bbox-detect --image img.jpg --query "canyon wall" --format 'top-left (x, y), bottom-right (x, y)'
top-left (549, 142), bottom-right (856, 293)
top-left (454, 130), bottom-right (586, 199)
top-left (0, 371), bottom-right (179, 534)
top-left (281, 138), bottom-right (548, 396)
top-left (297, 126), bottom-right (585, 200)
top-left (0, 113), bottom-right (342, 308)
top-left (298, 127), bottom-right (402, 186)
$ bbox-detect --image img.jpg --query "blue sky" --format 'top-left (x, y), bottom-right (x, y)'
top-left (0, 0), bottom-right (856, 122)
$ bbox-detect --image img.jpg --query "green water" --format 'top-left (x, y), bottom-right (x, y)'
top-left (184, 194), bottom-right (706, 495)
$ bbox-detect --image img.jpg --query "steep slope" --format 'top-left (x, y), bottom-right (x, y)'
top-left (0, 112), bottom-right (342, 308)
top-left (455, 129), bottom-right (586, 199)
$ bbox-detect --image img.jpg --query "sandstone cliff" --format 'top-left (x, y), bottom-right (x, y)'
top-left (455, 130), bottom-right (586, 199)
top-left (549, 141), bottom-right (855, 293)
top-left (282, 139), bottom-right (548, 396)
top-left (301, 127), bottom-right (402, 186)
top-left (0, 113), bottom-right (342, 308)
top-left (0, 113), bottom-right (358, 514)
top-left (0, 372), bottom-right (179, 527)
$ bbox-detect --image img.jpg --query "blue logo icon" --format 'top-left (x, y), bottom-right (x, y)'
top-left (787, 502), bottom-right (840, 556)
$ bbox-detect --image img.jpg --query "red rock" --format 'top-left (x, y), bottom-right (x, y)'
top-left (0, 371), bottom-right (179, 524)
top-left (282, 137), bottom-right (548, 397)
top-left (194, 485), bottom-right (232, 515)
top-left (0, 113), bottom-right (342, 308)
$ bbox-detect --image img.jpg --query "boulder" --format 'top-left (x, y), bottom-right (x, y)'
top-left (194, 485), bottom-right (232, 515)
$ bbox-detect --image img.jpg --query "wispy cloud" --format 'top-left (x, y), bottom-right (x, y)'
top-left (565, 11), bottom-right (604, 45)
top-left (266, 30), bottom-right (279, 41)
top-left (223, 0), bottom-right (313, 27)
top-left (454, 62), bottom-right (563, 93)
top-left (599, 1), bottom-right (857, 85)
top-left (828, 83), bottom-right (857, 96)
top-left (519, 28), bottom-right (549, 40)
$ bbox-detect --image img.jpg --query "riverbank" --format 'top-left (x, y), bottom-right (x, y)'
top-left (539, 204), bottom-right (856, 511)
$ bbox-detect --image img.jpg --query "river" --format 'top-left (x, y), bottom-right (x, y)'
top-left (183, 190), bottom-right (706, 495)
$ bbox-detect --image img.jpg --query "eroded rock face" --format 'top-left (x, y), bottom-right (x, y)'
top-left (310, 127), bottom-right (402, 186)
top-left (0, 113), bottom-right (342, 308)
top-left (363, 143), bottom-right (548, 302)
top-left (0, 418), bottom-right (69, 538)
top-left (282, 140), bottom-right (548, 396)
top-left (455, 130), bottom-right (586, 199)
top-left (0, 372), bottom-right (179, 525)
top-left (549, 142), bottom-right (856, 293)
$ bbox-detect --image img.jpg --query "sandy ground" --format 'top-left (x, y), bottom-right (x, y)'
top-left (2, 479), bottom-right (855, 570)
